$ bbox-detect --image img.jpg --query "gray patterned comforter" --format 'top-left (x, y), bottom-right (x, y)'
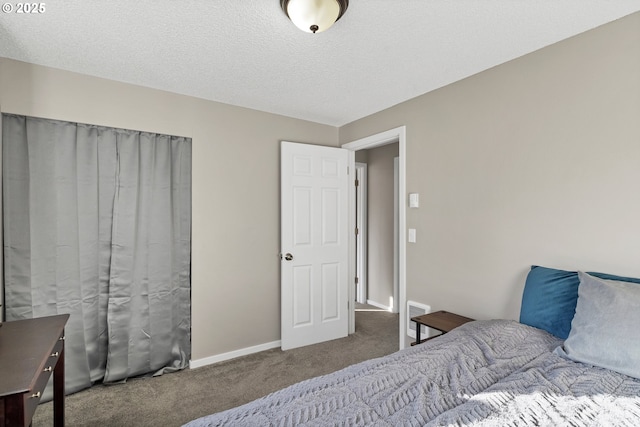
top-left (185, 320), bottom-right (640, 426)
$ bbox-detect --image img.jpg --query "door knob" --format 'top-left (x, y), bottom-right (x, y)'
top-left (284, 253), bottom-right (293, 261)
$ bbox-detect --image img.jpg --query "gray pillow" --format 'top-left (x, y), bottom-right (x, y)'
top-left (560, 271), bottom-right (640, 379)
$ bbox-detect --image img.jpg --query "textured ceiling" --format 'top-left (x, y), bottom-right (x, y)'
top-left (1, 1), bottom-right (639, 126)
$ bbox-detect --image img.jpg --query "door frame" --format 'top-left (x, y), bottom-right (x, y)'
top-left (355, 162), bottom-right (367, 304)
top-left (343, 126), bottom-right (407, 350)
top-left (393, 156), bottom-right (399, 314)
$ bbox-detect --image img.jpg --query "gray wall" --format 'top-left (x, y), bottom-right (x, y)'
top-left (0, 58), bottom-right (339, 360)
top-left (340, 12), bottom-right (640, 322)
top-left (360, 143), bottom-right (398, 309)
top-left (355, 150), bottom-right (368, 163)
top-left (1, 11), bottom-right (639, 361)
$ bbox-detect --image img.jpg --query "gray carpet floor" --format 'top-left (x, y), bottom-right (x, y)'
top-left (33, 307), bottom-right (398, 426)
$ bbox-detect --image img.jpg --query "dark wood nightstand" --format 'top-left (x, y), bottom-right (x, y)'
top-left (410, 310), bottom-right (474, 345)
top-left (0, 314), bottom-right (69, 427)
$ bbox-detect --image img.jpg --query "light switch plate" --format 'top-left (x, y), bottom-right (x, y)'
top-left (409, 193), bottom-right (419, 208)
top-left (408, 228), bottom-right (417, 243)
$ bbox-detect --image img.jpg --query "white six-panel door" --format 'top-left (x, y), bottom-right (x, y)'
top-left (281, 141), bottom-right (349, 350)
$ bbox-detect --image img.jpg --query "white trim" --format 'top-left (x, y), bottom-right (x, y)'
top-left (347, 149), bottom-right (356, 334)
top-left (342, 126), bottom-right (407, 350)
top-left (366, 299), bottom-right (393, 312)
top-left (393, 156), bottom-right (399, 314)
top-left (189, 340), bottom-right (281, 369)
top-left (355, 162), bottom-right (368, 304)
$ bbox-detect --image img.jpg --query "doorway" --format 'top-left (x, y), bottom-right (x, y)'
top-left (354, 146), bottom-right (399, 314)
top-left (343, 126), bottom-right (407, 350)
top-left (355, 162), bottom-right (368, 305)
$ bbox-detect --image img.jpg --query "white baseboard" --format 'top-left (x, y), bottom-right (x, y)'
top-left (189, 340), bottom-right (281, 369)
top-left (366, 299), bottom-right (393, 312)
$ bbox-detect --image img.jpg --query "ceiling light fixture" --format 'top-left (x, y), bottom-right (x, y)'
top-left (280, 0), bottom-right (349, 34)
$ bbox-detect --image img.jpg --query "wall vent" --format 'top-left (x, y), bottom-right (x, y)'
top-left (407, 300), bottom-right (431, 339)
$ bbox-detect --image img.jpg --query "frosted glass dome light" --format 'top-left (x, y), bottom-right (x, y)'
top-left (281, 0), bottom-right (349, 33)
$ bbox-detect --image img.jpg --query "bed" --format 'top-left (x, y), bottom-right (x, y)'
top-left (185, 267), bottom-right (640, 426)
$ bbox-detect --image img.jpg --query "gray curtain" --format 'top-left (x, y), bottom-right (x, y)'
top-left (2, 114), bottom-right (191, 396)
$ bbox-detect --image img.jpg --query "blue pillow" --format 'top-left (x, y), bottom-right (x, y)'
top-left (519, 265), bottom-right (640, 339)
